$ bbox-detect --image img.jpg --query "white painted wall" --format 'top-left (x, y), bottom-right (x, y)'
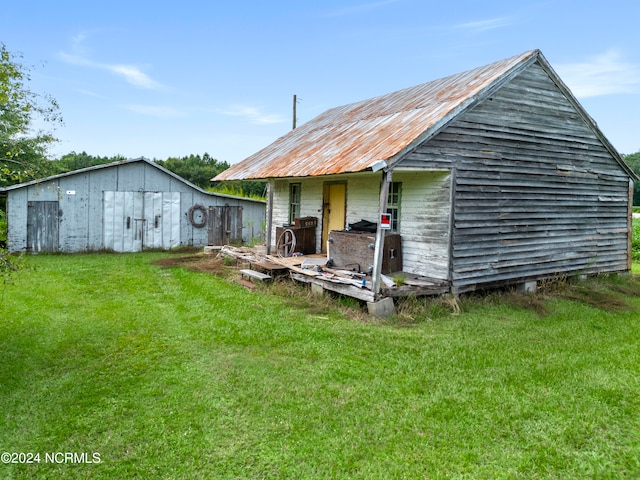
top-left (271, 170), bottom-right (452, 279)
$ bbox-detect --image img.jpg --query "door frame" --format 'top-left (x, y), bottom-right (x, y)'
top-left (321, 181), bottom-right (347, 252)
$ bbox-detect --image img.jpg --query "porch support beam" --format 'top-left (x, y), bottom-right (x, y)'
top-left (371, 169), bottom-right (392, 296)
top-left (628, 178), bottom-right (634, 271)
top-left (265, 179), bottom-right (274, 255)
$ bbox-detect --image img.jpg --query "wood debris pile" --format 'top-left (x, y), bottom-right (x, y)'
top-left (213, 245), bottom-right (450, 298)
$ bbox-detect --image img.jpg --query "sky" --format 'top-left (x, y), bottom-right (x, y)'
top-left (2, 0), bottom-right (639, 165)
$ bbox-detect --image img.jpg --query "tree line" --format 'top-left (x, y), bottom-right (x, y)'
top-left (48, 151), bottom-right (266, 199)
top-left (0, 43), bottom-right (264, 198)
top-left (623, 152), bottom-right (640, 205)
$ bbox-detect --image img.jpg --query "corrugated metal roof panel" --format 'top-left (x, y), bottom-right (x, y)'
top-left (215, 50), bottom-right (539, 181)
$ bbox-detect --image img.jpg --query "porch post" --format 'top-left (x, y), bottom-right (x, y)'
top-left (372, 169), bottom-right (392, 295)
top-left (628, 178), bottom-right (634, 271)
top-left (265, 179), bottom-right (274, 255)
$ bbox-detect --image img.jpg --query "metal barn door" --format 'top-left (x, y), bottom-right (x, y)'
top-left (103, 191), bottom-right (181, 252)
top-left (27, 201), bottom-right (60, 253)
top-left (208, 205), bottom-right (243, 246)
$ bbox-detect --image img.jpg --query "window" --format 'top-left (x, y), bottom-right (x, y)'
top-left (386, 182), bottom-right (401, 232)
top-left (289, 183), bottom-right (301, 225)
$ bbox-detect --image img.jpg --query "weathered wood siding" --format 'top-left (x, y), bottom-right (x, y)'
top-left (400, 61), bottom-right (631, 292)
top-left (393, 171), bottom-right (452, 280)
top-left (273, 172), bottom-right (452, 278)
top-left (5, 161), bottom-right (265, 252)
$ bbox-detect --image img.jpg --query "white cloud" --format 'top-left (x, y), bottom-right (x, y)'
top-left (59, 34), bottom-right (165, 91)
top-left (554, 50), bottom-right (640, 98)
top-left (76, 88), bottom-right (103, 98)
top-left (107, 64), bottom-right (163, 90)
top-left (220, 105), bottom-right (285, 125)
top-left (123, 105), bottom-right (186, 119)
top-left (454, 17), bottom-right (512, 32)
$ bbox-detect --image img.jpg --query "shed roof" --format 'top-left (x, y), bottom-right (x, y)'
top-left (214, 49), bottom-right (635, 182)
top-left (0, 157), bottom-right (265, 202)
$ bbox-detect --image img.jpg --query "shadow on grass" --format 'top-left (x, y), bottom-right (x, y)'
top-left (499, 273), bottom-right (640, 317)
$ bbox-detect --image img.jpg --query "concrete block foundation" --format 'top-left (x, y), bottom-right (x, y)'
top-left (367, 297), bottom-right (396, 318)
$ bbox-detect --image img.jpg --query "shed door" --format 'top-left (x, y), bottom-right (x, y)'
top-left (27, 201), bottom-right (60, 253)
top-left (208, 205), bottom-right (243, 245)
top-left (103, 191), bottom-right (181, 252)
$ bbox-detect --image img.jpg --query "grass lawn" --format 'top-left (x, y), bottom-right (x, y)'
top-left (1, 253), bottom-right (640, 479)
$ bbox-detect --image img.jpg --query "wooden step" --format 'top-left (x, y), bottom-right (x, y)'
top-left (239, 269), bottom-right (272, 282)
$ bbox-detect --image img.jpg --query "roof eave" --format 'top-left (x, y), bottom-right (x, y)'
top-left (0, 157), bottom-right (267, 201)
top-left (386, 50), bottom-right (541, 170)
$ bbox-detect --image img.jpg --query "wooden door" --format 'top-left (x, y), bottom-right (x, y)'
top-left (321, 183), bottom-right (346, 252)
top-left (208, 205), bottom-right (243, 246)
top-left (27, 201), bottom-right (60, 253)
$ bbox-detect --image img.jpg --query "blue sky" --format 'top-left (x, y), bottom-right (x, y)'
top-left (2, 0), bottom-right (639, 164)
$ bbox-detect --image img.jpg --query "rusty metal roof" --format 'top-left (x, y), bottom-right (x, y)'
top-left (214, 50), bottom-right (541, 181)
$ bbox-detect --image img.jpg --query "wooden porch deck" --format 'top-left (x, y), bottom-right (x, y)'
top-left (218, 247), bottom-right (451, 302)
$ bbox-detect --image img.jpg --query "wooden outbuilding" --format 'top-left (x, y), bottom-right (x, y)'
top-left (214, 50), bottom-right (637, 297)
top-left (1, 157), bottom-right (265, 253)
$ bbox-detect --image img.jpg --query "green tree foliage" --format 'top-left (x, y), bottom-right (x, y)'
top-left (156, 153), bottom-right (229, 188)
top-left (215, 179), bottom-right (267, 199)
top-left (633, 221), bottom-right (640, 262)
top-left (622, 151), bottom-right (640, 205)
top-left (47, 151), bottom-right (266, 200)
top-left (54, 151), bottom-right (126, 173)
top-left (0, 204), bottom-right (23, 283)
top-left (0, 43), bottom-right (62, 187)
top-left (156, 153), bottom-right (266, 199)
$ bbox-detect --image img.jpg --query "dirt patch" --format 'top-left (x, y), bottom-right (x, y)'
top-left (152, 254), bottom-right (233, 276)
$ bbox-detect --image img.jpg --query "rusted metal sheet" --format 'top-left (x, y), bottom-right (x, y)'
top-left (214, 50), bottom-right (539, 181)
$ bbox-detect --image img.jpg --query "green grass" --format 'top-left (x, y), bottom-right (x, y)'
top-left (1, 253), bottom-right (640, 479)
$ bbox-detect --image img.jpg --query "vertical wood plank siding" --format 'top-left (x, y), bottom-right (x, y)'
top-left (4, 159), bottom-right (266, 252)
top-left (401, 62), bottom-right (630, 293)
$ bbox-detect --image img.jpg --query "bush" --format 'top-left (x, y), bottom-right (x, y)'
top-left (0, 248), bottom-right (23, 285)
top-left (0, 210), bottom-right (24, 284)
top-left (0, 209), bottom-right (6, 247)
top-left (633, 219), bottom-right (640, 262)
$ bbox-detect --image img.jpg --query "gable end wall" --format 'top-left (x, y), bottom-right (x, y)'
top-left (401, 61), bottom-right (631, 292)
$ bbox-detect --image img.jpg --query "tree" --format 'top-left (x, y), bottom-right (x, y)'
top-left (54, 151), bottom-right (126, 173)
top-left (1, 43), bottom-right (62, 187)
top-left (156, 154), bottom-right (266, 199)
top-left (156, 153), bottom-right (230, 188)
